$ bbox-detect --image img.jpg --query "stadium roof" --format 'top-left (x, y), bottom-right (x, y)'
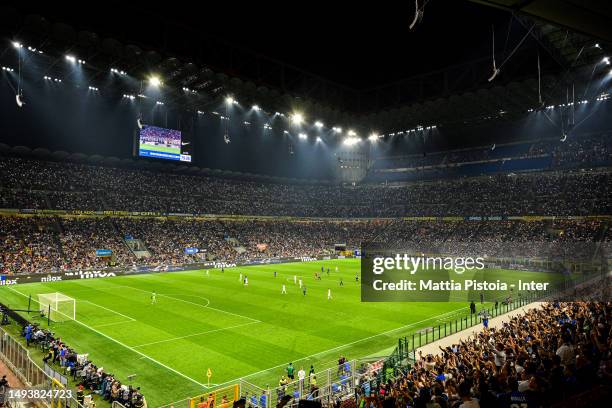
top-left (0, 1), bottom-right (610, 133)
top-left (469, 0), bottom-right (612, 43)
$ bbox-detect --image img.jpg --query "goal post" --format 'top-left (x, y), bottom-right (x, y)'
top-left (37, 293), bottom-right (76, 322)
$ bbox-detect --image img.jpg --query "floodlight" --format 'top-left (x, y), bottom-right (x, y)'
top-left (149, 75), bottom-right (162, 87)
top-left (290, 113), bottom-right (304, 125)
top-left (343, 137), bottom-right (361, 146)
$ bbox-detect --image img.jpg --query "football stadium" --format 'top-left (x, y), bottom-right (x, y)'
top-left (0, 2), bottom-right (610, 408)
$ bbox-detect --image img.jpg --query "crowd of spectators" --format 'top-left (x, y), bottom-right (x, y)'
top-left (21, 322), bottom-right (146, 407)
top-left (0, 153), bottom-right (609, 218)
top-left (0, 216), bottom-right (63, 274)
top-left (0, 143), bottom-right (609, 274)
top-left (59, 218), bottom-right (133, 270)
top-left (552, 137), bottom-right (611, 167)
top-left (372, 134), bottom-right (612, 171)
top-left (114, 218), bottom-right (233, 265)
top-left (0, 216), bottom-right (608, 275)
top-left (224, 220), bottom-right (382, 261)
top-left (356, 299), bottom-right (612, 408)
top-left (376, 219), bottom-right (609, 261)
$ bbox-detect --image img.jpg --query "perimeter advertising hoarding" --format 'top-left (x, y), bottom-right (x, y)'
top-left (1, 255), bottom-right (354, 285)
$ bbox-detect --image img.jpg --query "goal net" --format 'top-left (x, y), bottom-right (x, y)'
top-left (37, 293), bottom-right (76, 322)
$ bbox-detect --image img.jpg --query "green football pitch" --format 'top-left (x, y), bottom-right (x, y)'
top-left (139, 143), bottom-right (181, 155)
top-left (0, 259), bottom-right (558, 406)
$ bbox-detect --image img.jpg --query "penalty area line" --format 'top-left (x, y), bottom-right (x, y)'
top-left (6, 286), bottom-right (209, 389)
top-left (82, 300), bottom-right (136, 321)
top-left (131, 321), bottom-right (260, 348)
top-left (214, 306), bottom-right (468, 388)
top-left (92, 320), bottom-right (137, 328)
top-left (111, 283), bottom-right (261, 323)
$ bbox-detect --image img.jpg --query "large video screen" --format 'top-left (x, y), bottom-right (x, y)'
top-left (138, 125), bottom-right (191, 162)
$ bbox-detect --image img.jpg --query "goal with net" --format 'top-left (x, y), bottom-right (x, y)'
top-left (37, 293), bottom-right (76, 322)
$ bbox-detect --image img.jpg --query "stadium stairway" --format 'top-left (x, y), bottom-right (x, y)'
top-left (52, 216), bottom-right (65, 259)
top-left (123, 238), bottom-right (151, 258)
top-left (592, 221), bottom-right (610, 263)
top-left (43, 192), bottom-right (53, 210)
top-left (111, 220), bottom-right (151, 258)
top-left (226, 236), bottom-right (247, 254)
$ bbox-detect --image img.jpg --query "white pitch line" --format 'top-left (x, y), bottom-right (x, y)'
top-left (162, 294), bottom-right (211, 307)
top-left (211, 305), bottom-right (468, 388)
top-left (93, 320), bottom-right (137, 328)
top-left (111, 284), bottom-right (261, 323)
top-left (160, 305), bottom-right (472, 406)
top-left (82, 300), bottom-right (136, 321)
top-left (6, 286), bottom-right (209, 389)
top-left (205, 305), bottom-right (261, 323)
top-left (132, 321), bottom-right (260, 348)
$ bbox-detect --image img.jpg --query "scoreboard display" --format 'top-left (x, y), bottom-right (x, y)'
top-left (138, 125), bottom-right (192, 162)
